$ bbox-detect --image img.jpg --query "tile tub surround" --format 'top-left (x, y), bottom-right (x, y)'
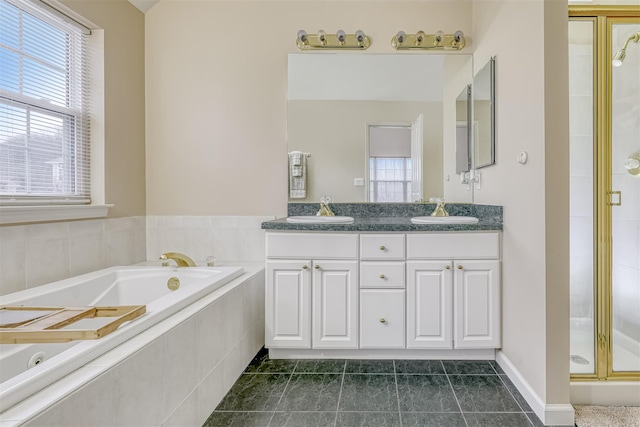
top-left (261, 203), bottom-right (503, 231)
top-left (0, 216), bottom-right (147, 296)
top-left (204, 348), bottom-right (551, 427)
top-left (0, 264), bottom-right (265, 427)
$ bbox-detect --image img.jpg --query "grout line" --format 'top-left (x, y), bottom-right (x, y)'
top-left (393, 360), bottom-right (403, 427)
top-left (443, 360), bottom-right (469, 427)
top-left (333, 360), bottom-right (347, 427)
top-left (271, 360), bottom-right (297, 414)
top-left (495, 374), bottom-right (536, 426)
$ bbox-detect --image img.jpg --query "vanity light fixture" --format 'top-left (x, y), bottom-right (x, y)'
top-left (296, 29), bottom-right (371, 50)
top-left (392, 30), bottom-right (466, 50)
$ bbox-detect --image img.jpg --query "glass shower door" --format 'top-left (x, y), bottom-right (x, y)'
top-left (569, 19), bottom-right (596, 375)
top-left (610, 21), bottom-right (640, 374)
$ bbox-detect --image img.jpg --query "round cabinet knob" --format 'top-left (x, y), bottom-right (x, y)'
top-left (314, 265), bottom-right (320, 269)
top-left (379, 274), bottom-right (386, 279)
top-left (302, 265), bottom-right (308, 269)
top-left (457, 265), bottom-right (464, 270)
top-left (445, 265), bottom-right (451, 270)
top-left (379, 245), bottom-right (386, 251)
top-left (379, 318), bottom-right (386, 324)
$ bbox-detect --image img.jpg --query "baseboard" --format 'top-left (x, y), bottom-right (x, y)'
top-left (571, 381), bottom-right (640, 405)
top-left (496, 351), bottom-right (575, 426)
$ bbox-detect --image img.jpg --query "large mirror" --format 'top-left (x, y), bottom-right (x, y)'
top-left (287, 53), bottom-right (474, 203)
top-left (472, 56), bottom-right (496, 169)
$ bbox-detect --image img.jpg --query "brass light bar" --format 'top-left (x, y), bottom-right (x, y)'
top-left (391, 30), bottom-right (466, 50)
top-left (296, 29), bottom-right (371, 50)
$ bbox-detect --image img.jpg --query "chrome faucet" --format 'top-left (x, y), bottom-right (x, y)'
top-left (430, 198), bottom-right (449, 217)
top-left (159, 252), bottom-right (196, 267)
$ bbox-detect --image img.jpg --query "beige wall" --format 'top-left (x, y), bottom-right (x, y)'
top-left (145, 0), bottom-right (472, 216)
top-left (288, 100), bottom-right (443, 202)
top-left (61, 0), bottom-right (146, 218)
top-left (472, 0), bottom-right (570, 407)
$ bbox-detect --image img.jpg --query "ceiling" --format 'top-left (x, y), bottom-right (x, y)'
top-left (128, 0), bottom-right (159, 14)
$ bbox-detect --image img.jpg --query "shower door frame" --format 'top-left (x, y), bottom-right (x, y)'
top-left (569, 5), bottom-right (640, 382)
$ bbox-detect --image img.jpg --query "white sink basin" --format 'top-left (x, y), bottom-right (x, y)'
top-left (411, 216), bottom-right (479, 225)
top-left (286, 216), bottom-right (354, 224)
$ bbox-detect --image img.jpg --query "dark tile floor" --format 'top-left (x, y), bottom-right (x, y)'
top-left (203, 348), bottom-right (549, 427)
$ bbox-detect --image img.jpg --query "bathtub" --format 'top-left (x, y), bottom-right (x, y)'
top-left (0, 265), bottom-right (244, 413)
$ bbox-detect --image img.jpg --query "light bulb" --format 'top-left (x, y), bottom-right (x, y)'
top-left (336, 29), bottom-right (346, 44)
top-left (317, 30), bottom-right (326, 44)
top-left (434, 30), bottom-right (445, 44)
top-left (416, 31), bottom-right (426, 44)
top-left (396, 31), bottom-right (406, 44)
top-left (454, 30), bottom-right (464, 43)
top-left (355, 30), bottom-right (365, 44)
top-left (297, 30), bottom-right (308, 44)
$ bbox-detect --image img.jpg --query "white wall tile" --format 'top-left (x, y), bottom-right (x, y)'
top-left (223, 287), bottom-right (244, 352)
top-left (25, 371), bottom-right (117, 427)
top-left (25, 223), bottom-right (70, 288)
top-left (569, 135), bottom-right (593, 178)
top-left (161, 389), bottom-right (197, 427)
top-left (197, 299), bottom-right (225, 380)
top-left (162, 317), bottom-right (198, 420)
top-left (113, 339), bottom-right (165, 427)
top-left (0, 226), bottom-right (26, 296)
top-left (196, 363), bottom-right (225, 426)
top-left (570, 175), bottom-right (594, 217)
top-left (612, 219), bottom-right (640, 269)
top-left (570, 216), bottom-right (594, 258)
top-left (68, 219), bottom-right (105, 277)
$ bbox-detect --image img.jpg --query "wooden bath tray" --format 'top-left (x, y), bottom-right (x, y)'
top-left (0, 305), bottom-right (146, 344)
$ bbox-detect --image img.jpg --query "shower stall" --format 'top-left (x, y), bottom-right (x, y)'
top-left (569, 6), bottom-right (639, 390)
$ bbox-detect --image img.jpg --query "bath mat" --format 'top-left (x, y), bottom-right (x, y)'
top-left (574, 405), bottom-right (640, 427)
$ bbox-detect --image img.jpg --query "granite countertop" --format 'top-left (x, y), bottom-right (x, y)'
top-left (261, 203), bottom-right (503, 232)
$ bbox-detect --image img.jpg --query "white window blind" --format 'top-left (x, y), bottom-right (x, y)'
top-left (0, 0), bottom-right (92, 205)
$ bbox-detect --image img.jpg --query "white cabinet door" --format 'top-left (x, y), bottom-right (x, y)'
top-left (454, 260), bottom-right (501, 348)
top-left (360, 289), bottom-right (405, 348)
top-left (312, 261), bottom-right (359, 349)
top-left (406, 261), bottom-right (453, 349)
top-left (266, 260), bottom-right (311, 348)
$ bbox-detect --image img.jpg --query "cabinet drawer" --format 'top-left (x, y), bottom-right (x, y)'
top-left (360, 289), bottom-right (405, 348)
top-left (360, 234), bottom-right (405, 260)
top-left (266, 233), bottom-right (358, 259)
top-left (360, 261), bottom-right (405, 288)
top-left (407, 233), bottom-right (499, 259)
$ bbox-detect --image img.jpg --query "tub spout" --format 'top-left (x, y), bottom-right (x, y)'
top-left (159, 252), bottom-right (196, 267)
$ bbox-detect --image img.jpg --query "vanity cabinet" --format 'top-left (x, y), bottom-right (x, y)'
top-left (453, 259), bottom-right (500, 348)
top-left (265, 233), bottom-right (358, 349)
top-left (265, 230), bottom-right (501, 353)
top-left (407, 233), bottom-right (501, 350)
top-left (406, 261), bottom-right (453, 349)
top-left (359, 234), bottom-right (406, 348)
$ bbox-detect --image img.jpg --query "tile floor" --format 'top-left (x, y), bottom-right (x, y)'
top-left (203, 348), bottom-right (555, 427)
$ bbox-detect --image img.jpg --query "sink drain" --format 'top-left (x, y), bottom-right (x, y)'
top-left (28, 351), bottom-right (48, 369)
top-left (570, 354), bottom-right (590, 365)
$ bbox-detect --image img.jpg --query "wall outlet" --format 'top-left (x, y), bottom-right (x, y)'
top-left (354, 178), bottom-right (364, 186)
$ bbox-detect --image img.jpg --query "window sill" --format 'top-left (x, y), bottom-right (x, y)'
top-left (0, 204), bottom-right (113, 225)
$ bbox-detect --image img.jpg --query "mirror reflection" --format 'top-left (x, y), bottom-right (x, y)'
top-left (287, 53), bottom-right (473, 203)
top-left (473, 56), bottom-right (496, 169)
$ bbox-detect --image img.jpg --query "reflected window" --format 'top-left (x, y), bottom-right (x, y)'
top-left (369, 157), bottom-right (412, 202)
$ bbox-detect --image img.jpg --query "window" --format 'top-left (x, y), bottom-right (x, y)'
top-left (369, 157), bottom-right (413, 202)
top-left (0, 0), bottom-right (91, 205)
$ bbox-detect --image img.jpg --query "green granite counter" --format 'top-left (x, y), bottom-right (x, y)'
top-left (261, 203), bottom-right (503, 232)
